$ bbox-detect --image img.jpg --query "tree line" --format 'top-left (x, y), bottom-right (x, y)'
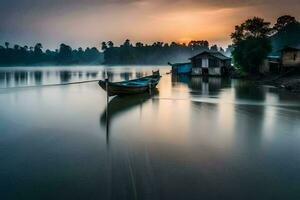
top-left (102, 40), bottom-right (231, 65)
top-left (0, 43), bottom-right (104, 66)
top-left (2, 14), bottom-right (297, 69)
top-left (0, 39), bottom-right (230, 66)
top-left (231, 15), bottom-right (300, 74)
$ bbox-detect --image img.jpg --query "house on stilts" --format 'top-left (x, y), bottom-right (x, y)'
top-left (260, 44), bottom-right (300, 73)
top-left (189, 50), bottom-right (231, 76)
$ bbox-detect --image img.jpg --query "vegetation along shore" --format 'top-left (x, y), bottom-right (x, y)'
top-left (1, 15), bottom-right (300, 92)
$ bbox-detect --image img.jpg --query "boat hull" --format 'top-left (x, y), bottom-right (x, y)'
top-left (98, 74), bottom-right (160, 96)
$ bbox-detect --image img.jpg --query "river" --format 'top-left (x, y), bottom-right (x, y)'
top-left (0, 66), bottom-right (300, 199)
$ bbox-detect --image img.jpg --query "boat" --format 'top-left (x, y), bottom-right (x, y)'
top-left (98, 70), bottom-right (161, 96)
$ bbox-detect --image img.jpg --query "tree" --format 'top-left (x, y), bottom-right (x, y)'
top-left (123, 39), bottom-right (131, 48)
top-left (231, 17), bottom-right (271, 43)
top-left (58, 43), bottom-right (73, 63)
top-left (188, 40), bottom-right (209, 50)
top-left (231, 17), bottom-right (272, 74)
top-left (107, 41), bottom-right (114, 48)
top-left (232, 37), bottom-right (271, 73)
top-left (5, 42), bottom-right (9, 49)
top-left (14, 44), bottom-right (20, 50)
top-left (152, 42), bottom-right (163, 48)
top-left (34, 43), bottom-right (43, 55)
top-left (274, 15), bottom-right (298, 31)
top-left (101, 42), bottom-right (107, 51)
top-left (135, 42), bottom-right (144, 48)
top-left (210, 44), bottom-right (218, 51)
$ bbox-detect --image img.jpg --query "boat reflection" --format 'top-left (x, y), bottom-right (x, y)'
top-left (100, 89), bottom-right (159, 146)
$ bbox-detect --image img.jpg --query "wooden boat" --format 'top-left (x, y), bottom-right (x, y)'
top-left (98, 70), bottom-right (161, 96)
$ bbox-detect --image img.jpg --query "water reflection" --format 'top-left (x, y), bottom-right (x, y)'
top-left (1, 66), bottom-right (300, 199)
top-left (172, 74), bottom-right (231, 96)
top-left (0, 68), bottom-right (106, 88)
top-left (100, 90), bottom-right (159, 146)
top-left (33, 71), bottom-right (43, 85)
top-left (0, 67), bottom-right (167, 89)
top-left (59, 71), bottom-right (72, 83)
top-left (120, 72), bottom-right (133, 81)
top-left (234, 80), bottom-right (266, 101)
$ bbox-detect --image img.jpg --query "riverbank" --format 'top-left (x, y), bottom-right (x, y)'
top-left (230, 70), bottom-right (300, 93)
top-left (254, 73), bottom-right (300, 93)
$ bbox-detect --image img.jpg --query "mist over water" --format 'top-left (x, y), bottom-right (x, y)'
top-left (1, 66), bottom-right (300, 199)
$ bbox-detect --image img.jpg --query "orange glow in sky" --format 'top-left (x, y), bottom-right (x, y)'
top-left (0, 0), bottom-right (299, 49)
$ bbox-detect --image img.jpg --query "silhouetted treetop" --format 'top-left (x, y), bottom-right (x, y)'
top-left (101, 42), bottom-right (107, 51)
top-left (231, 17), bottom-right (272, 74)
top-left (102, 39), bottom-right (215, 64)
top-left (231, 17), bottom-right (271, 43)
top-left (0, 42), bottom-right (103, 66)
top-left (274, 15), bottom-right (299, 32)
top-left (107, 41), bottom-right (114, 48)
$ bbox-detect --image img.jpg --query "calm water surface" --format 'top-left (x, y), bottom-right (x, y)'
top-left (1, 66), bottom-right (300, 200)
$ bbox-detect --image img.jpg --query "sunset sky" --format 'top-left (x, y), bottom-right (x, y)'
top-left (0, 0), bottom-right (299, 49)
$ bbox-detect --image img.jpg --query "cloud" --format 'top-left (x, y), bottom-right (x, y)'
top-left (0, 0), bottom-right (299, 48)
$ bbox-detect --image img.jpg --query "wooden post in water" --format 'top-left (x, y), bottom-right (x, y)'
top-left (105, 73), bottom-right (110, 146)
top-left (148, 82), bottom-right (152, 96)
top-left (105, 78), bottom-right (109, 105)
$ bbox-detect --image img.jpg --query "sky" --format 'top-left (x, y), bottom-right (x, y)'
top-left (0, 0), bottom-right (299, 49)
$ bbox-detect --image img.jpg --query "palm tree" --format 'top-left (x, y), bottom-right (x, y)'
top-left (35, 43), bottom-right (43, 50)
top-left (5, 42), bottom-right (9, 49)
top-left (108, 41), bottom-right (114, 48)
top-left (14, 44), bottom-right (20, 50)
top-left (101, 42), bottom-right (107, 51)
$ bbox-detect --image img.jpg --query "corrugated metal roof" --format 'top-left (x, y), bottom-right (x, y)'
top-left (281, 44), bottom-right (300, 51)
top-left (169, 62), bottom-right (191, 67)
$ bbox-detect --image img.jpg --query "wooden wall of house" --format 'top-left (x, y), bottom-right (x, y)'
top-left (192, 56), bottom-right (207, 68)
top-left (259, 59), bottom-right (270, 73)
top-left (282, 50), bottom-right (300, 67)
top-left (224, 60), bottom-right (231, 68)
top-left (208, 58), bottom-right (220, 68)
top-left (191, 67), bottom-right (202, 75)
top-left (190, 53), bottom-right (231, 76)
top-left (208, 68), bottom-right (221, 75)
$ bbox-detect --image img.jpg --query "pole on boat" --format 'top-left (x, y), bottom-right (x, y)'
top-left (105, 78), bottom-right (109, 105)
top-left (105, 68), bottom-right (109, 104)
top-left (105, 69), bottom-right (110, 146)
top-left (148, 82), bottom-right (152, 96)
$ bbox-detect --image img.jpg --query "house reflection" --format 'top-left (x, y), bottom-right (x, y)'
top-left (172, 74), bottom-right (231, 95)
